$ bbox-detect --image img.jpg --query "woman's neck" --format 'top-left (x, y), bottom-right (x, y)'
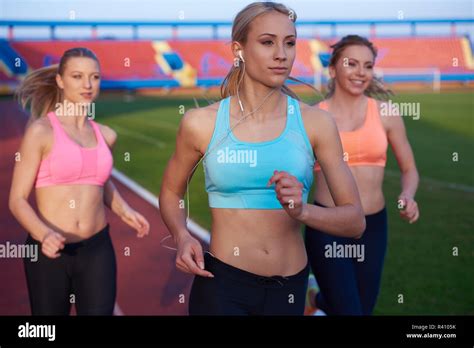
top-left (236, 77), bottom-right (284, 122)
top-left (55, 111), bottom-right (90, 129)
top-left (330, 87), bottom-right (367, 112)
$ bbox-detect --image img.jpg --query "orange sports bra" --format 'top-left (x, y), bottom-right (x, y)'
top-left (315, 98), bottom-right (388, 171)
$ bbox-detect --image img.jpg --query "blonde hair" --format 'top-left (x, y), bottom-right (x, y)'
top-left (220, 1), bottom-right (318, 100)
top-left (326, 35), bottom-right (393, 100)
top-left (15, 47), bottom-right (99, 122)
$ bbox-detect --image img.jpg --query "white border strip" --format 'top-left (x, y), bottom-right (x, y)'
top-left (111, 168), bottom-right (210, 244)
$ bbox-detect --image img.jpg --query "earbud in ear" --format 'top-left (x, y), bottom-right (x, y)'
top-left (238, 50), bottom-right (245, 63)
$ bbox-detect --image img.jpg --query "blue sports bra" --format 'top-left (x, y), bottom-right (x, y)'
top-left (203, 95), bottom-right (315, 209)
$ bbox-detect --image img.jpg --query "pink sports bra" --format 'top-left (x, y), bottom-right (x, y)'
top-left (35, 111), bottom-right (113, 188)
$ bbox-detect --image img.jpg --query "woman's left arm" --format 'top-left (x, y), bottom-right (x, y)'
top-left (100, 124), bottom-right (150, 237)
top-left (269, 107), bottom-right (366, 238)
top-left (381, 102), bottom-right (420, 224)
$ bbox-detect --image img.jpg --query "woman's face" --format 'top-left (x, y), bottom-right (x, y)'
top-left (236, 11), bottom-right (297, 88)
top-left (56, 57), bottom-right (101, 104)
top-left (330, 45), bottom-right (375, 96)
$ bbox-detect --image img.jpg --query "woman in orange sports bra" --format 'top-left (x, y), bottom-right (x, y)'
top-left (305, 35), bottom-right (420, 315)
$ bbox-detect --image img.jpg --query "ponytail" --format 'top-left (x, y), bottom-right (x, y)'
top-left (15, 65), bottom-right (62, 122)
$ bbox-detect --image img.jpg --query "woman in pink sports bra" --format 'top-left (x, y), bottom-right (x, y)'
top-left (305, 35), bottom-right (420, 315)
top-left (9, 47), bottom-right (150, 315)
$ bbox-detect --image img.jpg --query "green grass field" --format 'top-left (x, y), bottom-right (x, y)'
top-left (95, 90), bottom-right (474, 315)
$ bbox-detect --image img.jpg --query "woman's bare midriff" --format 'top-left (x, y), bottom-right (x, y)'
top-left (314, 165), bottom-right (386, 215)
top-left (35, 185), bottom-right (107, 243)
top-left (210, 209), bottom-right (307, 277)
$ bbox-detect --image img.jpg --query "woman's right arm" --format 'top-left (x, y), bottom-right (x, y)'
top-left (159, 108), bottom-right (213, 278)
top-left (8, 121), bottom-right (65, 258)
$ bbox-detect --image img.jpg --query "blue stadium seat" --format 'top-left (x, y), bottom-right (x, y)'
top-left (0, 39), bottom-right (27, 74)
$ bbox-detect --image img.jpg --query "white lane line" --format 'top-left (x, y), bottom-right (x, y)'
top-left (111, 168), bottom-right (211, 244)
top-left (385, 169), bottom-right (474, 193)
top-left (112, 125), bottom-right (166, 149)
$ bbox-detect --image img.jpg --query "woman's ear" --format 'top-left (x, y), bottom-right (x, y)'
top-left (55, 74), bottom-right (64, 90)
top-left (328, 65), bottom-right (336, 79)
top-left (231, 41), bottom-right (242, 60)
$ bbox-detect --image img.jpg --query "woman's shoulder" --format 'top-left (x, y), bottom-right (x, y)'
top-left (299, 100), bottom-right (335, 127)
top-left (372, 98), bottom-right (398, 132)
top-left (180, 99), bottom-right (221, 134)
top-left (95, 122), bottom-right (117, 148)
top-left (176, 99), bottom-right (223, 153)
top-left (185, 100), bottom-right (220, 117)
top-left (21, 116), bottom-right (54, 153)
top-left (25, 116), bottom-right (53, 139)
top-left (297, 100), bottom-right (337, 146)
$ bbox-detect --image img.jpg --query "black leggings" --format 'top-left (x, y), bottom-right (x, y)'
top-left (305, 202), bottom-right (388, 315)
top-left (189, 252), bottom-right (309, 315)
top-left (23, 224), bottom-right (116, 315)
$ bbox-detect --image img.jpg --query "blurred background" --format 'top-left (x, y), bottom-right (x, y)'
top-left (0, 0), bottom-right (473, 316)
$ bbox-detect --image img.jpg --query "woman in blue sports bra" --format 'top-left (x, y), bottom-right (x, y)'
top-left (159, 2), bottom-right (366, 316)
